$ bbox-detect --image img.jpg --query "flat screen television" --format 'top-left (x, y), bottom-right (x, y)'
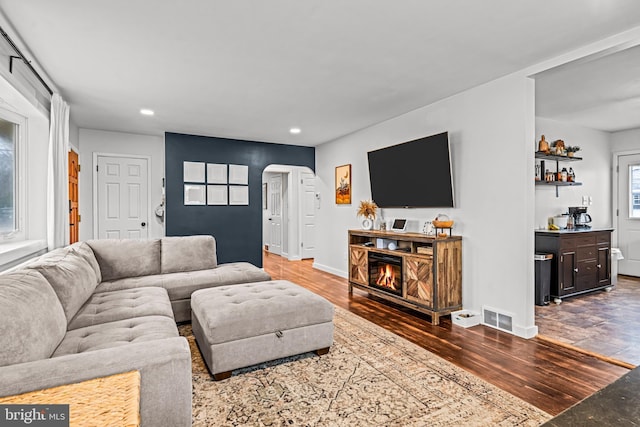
top-left (367, 132), bottom-right (454, 208)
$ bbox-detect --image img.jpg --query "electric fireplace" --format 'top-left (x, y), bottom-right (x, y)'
top-left (368, 252), bottom-right (402, 296)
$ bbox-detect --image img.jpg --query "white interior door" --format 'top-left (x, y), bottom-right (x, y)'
top-left (301, 172), bottom-right (316, 259)
top-left (617, 153), bottom-right (640, 276)
top-left (97, 155), bottom-right (149, 239)
top-left (268, 174), bottom-right (282, 255)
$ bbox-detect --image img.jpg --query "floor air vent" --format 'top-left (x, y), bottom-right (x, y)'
top-left (482, 306), bottom-right (513, 333)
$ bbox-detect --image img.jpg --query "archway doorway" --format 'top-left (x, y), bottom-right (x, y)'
top-left (263, 165), bottom-right (316, 261)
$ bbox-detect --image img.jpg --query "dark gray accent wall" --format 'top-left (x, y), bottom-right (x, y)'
top-left (165, 132), bottom-right (315, 267)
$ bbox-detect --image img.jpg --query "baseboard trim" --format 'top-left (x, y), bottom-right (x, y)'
top-left (513, 324), bottom-right (538, 339)
top-left (312, 262), bottom-right (347, 279)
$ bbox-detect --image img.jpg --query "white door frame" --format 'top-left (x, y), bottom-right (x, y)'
top-left (612, 150), bottom-right (640, 249)
top-left (93, 152), bottom-right (152, 239)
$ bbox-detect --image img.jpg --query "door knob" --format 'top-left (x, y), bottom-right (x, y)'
top-left (141, 222), bottom-right (146, 227)
top-left (574, 268), bottom-right (578, 273)
top-left (597, 264), bottom-right (602, 268)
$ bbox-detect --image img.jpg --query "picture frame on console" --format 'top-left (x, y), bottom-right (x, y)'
top-left (335, 164), bottom-right (351, 204)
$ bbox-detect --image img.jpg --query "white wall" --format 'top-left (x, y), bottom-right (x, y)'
top-left (69, 120), bottom-right (79, 152)
top-left (535, 117), bottom-right (612, 229)
top-left (611, 128), bottom-right (640, 152)
top-left (314, 73), bottom-right (538, 338)
top-left (78, 129), bottom-right (165, 240)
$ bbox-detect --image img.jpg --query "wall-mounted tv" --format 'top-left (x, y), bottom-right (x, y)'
top-left (367, 132), bottom-right (454, 208)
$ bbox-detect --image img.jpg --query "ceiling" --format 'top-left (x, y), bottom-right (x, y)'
top-left (1, 1), bottom-right (640, 146)
top-left (535, 44), bottom-right (640, 133)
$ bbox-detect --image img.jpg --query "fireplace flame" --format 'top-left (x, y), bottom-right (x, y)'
top-left (376, 264), bottom-right (398, 290)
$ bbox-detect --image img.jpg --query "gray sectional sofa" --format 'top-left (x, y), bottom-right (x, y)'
top-left (0, 235), bottom-right (271, 427)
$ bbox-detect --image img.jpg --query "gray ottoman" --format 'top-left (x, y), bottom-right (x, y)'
top-left (191, 280), bottom-right (334, 380)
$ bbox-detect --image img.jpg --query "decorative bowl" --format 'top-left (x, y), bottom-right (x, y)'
top-left (433, 220), bottom-right (454, 228)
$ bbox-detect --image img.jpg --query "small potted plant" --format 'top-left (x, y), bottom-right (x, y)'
top-left (566, 146), bottom-right (581, 157)
top-left (357, 200), bottom-right (377, 230)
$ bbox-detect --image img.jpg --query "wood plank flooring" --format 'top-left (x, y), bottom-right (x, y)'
top-left (536, 275), bottom-right (640, 367)
top-left (263, 253), bottom-right (629, 416)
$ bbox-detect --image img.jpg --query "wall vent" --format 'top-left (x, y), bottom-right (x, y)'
top-left (482, 306), bottom-right (513, 333)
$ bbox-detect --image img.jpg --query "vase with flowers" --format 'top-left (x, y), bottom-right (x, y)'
top-left (357, 200), bottom-right (377, 230)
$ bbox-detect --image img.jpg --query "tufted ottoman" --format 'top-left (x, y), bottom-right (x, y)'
top-left (191, 280), bottom-right (334, 380)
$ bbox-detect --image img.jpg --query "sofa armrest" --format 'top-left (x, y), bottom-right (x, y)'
top-left (0, 337), bottom-right (191, 427)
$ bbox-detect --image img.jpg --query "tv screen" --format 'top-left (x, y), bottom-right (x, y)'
top-left (367, 132), bottom-right (454, 208)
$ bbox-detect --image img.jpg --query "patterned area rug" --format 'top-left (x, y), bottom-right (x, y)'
top-left (180, 307), bottom-right (550, 426)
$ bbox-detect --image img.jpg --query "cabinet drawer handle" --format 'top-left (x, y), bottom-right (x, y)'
top-left (597, 264), bottom-right (602, 268)
top-left (574, 268), bottom-right (579, 273)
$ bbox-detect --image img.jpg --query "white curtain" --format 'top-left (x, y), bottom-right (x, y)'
top-left (47, 93), bottom-right (70, 250)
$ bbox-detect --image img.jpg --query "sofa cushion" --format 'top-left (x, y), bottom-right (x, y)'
top-left (94, 274), bottom-right (164, 294)
top-left (68, 287), bottom-right (175, 330)
top-left (95, 262), bottom-right (271, 301)
top-left (161, 235), bottom-right (217, 273)
top-left (160, 263), bottom-right (272, 300)
top-left (70, 241), bottom-right (102, 283)
top-left (87, 239), bottom-right (161, 281)
top-left (53, 315), bottom-right (178, 357)
top-left (27, 249), bottom-right (98, 323)
top-left (0, 270), bottom-right (67, 367)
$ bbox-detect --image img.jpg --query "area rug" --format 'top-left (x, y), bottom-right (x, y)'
top-left (180, 307), bottom-right (551, 426)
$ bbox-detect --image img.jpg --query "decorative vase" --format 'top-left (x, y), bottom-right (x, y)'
top-left (361, 217), bottom-right (373, 230)
top-left (567, 152), bottom-right (574, 157)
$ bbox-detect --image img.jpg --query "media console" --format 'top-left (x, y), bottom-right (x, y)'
top-left (348, 229), bottom-right (462, 325)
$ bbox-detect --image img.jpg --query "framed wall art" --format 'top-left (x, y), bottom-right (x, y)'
top-left (207, 163), bottom-right (227, 184)
top-left (183, 161), bottom-right (205, 183)
top-left (184, 184), bottom-right (206, 205)
top-left (207, 185), bottom-right (228, 205)
top-left (229, 185), bottom-right (249, 205)
top-left (335, 164), bottom-right (351, 204)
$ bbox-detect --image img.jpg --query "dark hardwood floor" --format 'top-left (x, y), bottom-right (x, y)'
top-left (263, 252), bottom-right (629, 416)
top-left (536, 275), bottom-right (640, 368)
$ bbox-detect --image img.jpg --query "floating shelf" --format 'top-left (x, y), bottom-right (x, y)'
top-left (535, 152), bottom-right (582, 161)
top-left (535, 181), bottom-right (582, 187)
top-left (535, 151), bottom-right (582, 197)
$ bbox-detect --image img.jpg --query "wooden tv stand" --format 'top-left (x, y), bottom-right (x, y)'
top-left (348, 229), bottom-right (462, 325)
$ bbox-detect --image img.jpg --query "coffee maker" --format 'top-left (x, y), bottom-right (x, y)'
top-left (568, 206), bottom-right (592, 228)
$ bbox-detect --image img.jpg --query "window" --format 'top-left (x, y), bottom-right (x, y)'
top-left (0, 108), bottom-right (25, 239)
top-left (0, 119), bottom-right (17, 234)
top-left (630, 165), bottom-right (640, 219)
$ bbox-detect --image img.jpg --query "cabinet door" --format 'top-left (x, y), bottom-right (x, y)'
top-left (349, 246), bottom-right (368, 285)
top-left (597, 246), bottom-right (611, 286)
top-left (576, 260), bottom-right (597, 292)
top-left (405, 255), bottom-right (433, 308)
top-left (559, 250), bottom-right (577, 295)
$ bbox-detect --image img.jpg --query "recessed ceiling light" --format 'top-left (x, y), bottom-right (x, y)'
top-left (140, 108), bottom-right (154, 116)
top-left (289, 127), bottom-right (301, 134)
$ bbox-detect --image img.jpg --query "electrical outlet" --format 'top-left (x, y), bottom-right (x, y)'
top-left (588, 196), bottom-right (593, 205)
top-left (582, 195), bottom-right (588, 206)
